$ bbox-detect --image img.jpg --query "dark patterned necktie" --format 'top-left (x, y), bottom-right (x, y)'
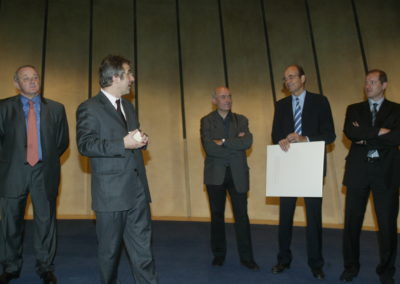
top-left (116, 99), bottom-right (127, 129)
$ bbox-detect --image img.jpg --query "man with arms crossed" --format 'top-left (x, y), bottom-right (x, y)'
top-left (271, 65), bottom-right (335, 279)
top-left (341, 69), bottom-right (400, 284)
top-left (76, 55), bottom-right (157, 284)
top-left (200, 86), bottom-right (259, 271)
top-left (0, 65), bottom-right (69, 284)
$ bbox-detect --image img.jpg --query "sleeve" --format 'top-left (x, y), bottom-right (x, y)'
top-left (200, 116), bottom-right (231, 159)
top-left (308, 96), bottom-right (336, 144)
top-left (223, 115), bottom-right (252, 150)
top-left (57, 104), bottom-right (69, 156)
top-left (343, 104), bottom-right (379, 142)
top-left (76, 102), bottom-right (125, 157)
top-left (271, 103), bottom-right (284, 144)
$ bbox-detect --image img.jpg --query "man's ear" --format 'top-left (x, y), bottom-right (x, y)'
top-left (13, 80), bottom-right (20, 90)
top-left (112, 75), bottom-right (120, 84)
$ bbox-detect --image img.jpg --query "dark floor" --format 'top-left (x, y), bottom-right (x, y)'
top-left (3, 220), bottom-right (399, 283)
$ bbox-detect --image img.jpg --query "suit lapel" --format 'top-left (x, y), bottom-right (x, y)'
top-left (361, 101), bottom-right (373, 126)
top-left (284, 96), bottom-right (294, 128)
top-left (121, 98), bottom-right (138, 131)
top-left (12, 95), bottom-right (27, 143)
top-left (98, 92), bottom-right (127, 129)
top-left (375, 99), bottom-right (391, 125)
top-left (40, 98), bottom-right (50, 155)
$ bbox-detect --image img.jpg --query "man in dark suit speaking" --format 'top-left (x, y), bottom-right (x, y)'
top-left (76, 55), bottom-right (157, 284)
top-left (341, 69), bottom-right (400, 284)
top-left (0, 65), bottom-right (69, 284)
top-left (200, 86), bottom-right (259, 271)
top-left (271, 65), bottom-right (335, 279)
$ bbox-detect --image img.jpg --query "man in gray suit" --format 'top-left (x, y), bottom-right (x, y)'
top-left (0, 65), bottom-right (69, 284)
top-left (200, 86), bottom-right (259, 270)
top-left (76, 55), bottom-right (157, 284)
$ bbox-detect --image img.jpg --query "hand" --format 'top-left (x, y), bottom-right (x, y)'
top-left (124, 129), bottom-right (147, 149)
top-left (378, 128), bottom-right (391, 136)
top-left (355, 140), bottom-right (365, 145)
top-left (213, 139), bottom-right (224, 146)
top-left (278, 138), bottom-right (290, 152)
top-left (352, 121), bottom-right (360, 127)
top-left (141, 132), bottom-right (149, 145)
top-left (238, 132), bottom-right (245, 137)
top-left (286, 132), bottom-right (307, 143)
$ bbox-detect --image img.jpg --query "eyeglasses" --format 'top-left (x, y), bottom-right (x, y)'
top-left (282, 74), bottom-right (300, 82)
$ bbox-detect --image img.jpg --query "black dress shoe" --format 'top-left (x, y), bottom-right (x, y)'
top-left (312, 268), bottom-right (325, 280)
top-left (212, 257), bottom-right (224, 266)
top-left (41, 271), bottom-right (57, 284)
top-left (339, 269), bottom-right (358, 282)
top-left (271, 263), bottom-right (290, 274)
top-left (240, 260), bottom-right (260, 271)
top-left (0, 272), bottom-right (19, 284)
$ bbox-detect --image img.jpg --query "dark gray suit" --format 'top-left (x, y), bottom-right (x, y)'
top-left (200, 110), bottom-right (255, 262)
top-left (0, 95), bottom-right (69, 275)
top-left (76, 92), bottom-right (157, 284)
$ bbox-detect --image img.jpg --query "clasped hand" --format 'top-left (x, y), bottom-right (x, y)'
top-left (278, 133), bottom-right (307, 152)
top-left (124, 129), bottom-right (149, 149)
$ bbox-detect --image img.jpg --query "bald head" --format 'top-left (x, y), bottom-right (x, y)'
top-left (212, 86), bottom-right (232, 116)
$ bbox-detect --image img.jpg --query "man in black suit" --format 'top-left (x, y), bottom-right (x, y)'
top-left (200, 86), bottom-right (259, 270)
top-left (0, 65), bottom-right (69, 284)
top-left (271, 65), bottom-right (335, 279)
top-left (341, 69), bottom-right (400, 284)
top-left (76, 55), bottom-right (157, 284)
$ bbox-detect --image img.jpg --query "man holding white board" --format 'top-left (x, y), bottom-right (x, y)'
top-left (270, 65), bottom-right (335, 279)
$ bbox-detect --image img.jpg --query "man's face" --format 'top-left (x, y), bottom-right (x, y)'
top-left (364, 72), bottom-right (386, 100)
top-left (14, 67), bottom-right (40, 98)
top-left (283, 66), bottom-right (305, 95)
top-left (116, 63), bottom-right (134, 96)
top-left (212, 87), bottom-right (232, 112)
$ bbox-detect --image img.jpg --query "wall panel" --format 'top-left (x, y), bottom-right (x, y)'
top-left (308, 0), bottom-right (366, 225)
top-left (221, 0), bottom-right (274, 220)
top-left (0, 0), bottom-right (398, 228)
top-left (43, 0), bottom-right (90, 215)
top-left (355, 0), bottom-right (400, 102)
top-left (263, 0), bottom-right (319, 224)
top-left (264, 0), bottom-right (319, 101)
top-left (0, 0), bottom-right (45, 97)
top-left (91, 0), bottom-right (135, 96)
top-left (179, 0), bottom-right (225, 217)
top-left (136, 0), bottom-right (187, 217)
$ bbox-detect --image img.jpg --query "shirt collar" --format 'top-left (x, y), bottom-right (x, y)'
top-left (20, 94), bottom-right (41, 105)
top-left (291, 90), bottom-right (306, 102)
top-left (368, 97), bottom-right (384, 110)
top-left (101, 89), bottom-right (121, 108)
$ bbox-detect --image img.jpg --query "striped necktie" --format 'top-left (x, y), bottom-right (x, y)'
top-left (294, 97), bottom-right (302, 135)
top-left (371, 103), bottom-right (378, 126)
top-left (367, 103), bottom-right (379, 157)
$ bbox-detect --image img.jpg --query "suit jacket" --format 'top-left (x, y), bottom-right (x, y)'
top-left (200, 111), bottom-right (252, 193)
top-left (76, 92), bottom-right (151, 212)
top-left (271, 92), bottom-right (336, 176)
top-left (343, 99), bottom-right (400, 188)
top-left (0, 95), bottom-right (69, 200)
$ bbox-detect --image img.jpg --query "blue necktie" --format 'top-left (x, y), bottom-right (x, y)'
top-left (294, 98), bottom-right (302, 135)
